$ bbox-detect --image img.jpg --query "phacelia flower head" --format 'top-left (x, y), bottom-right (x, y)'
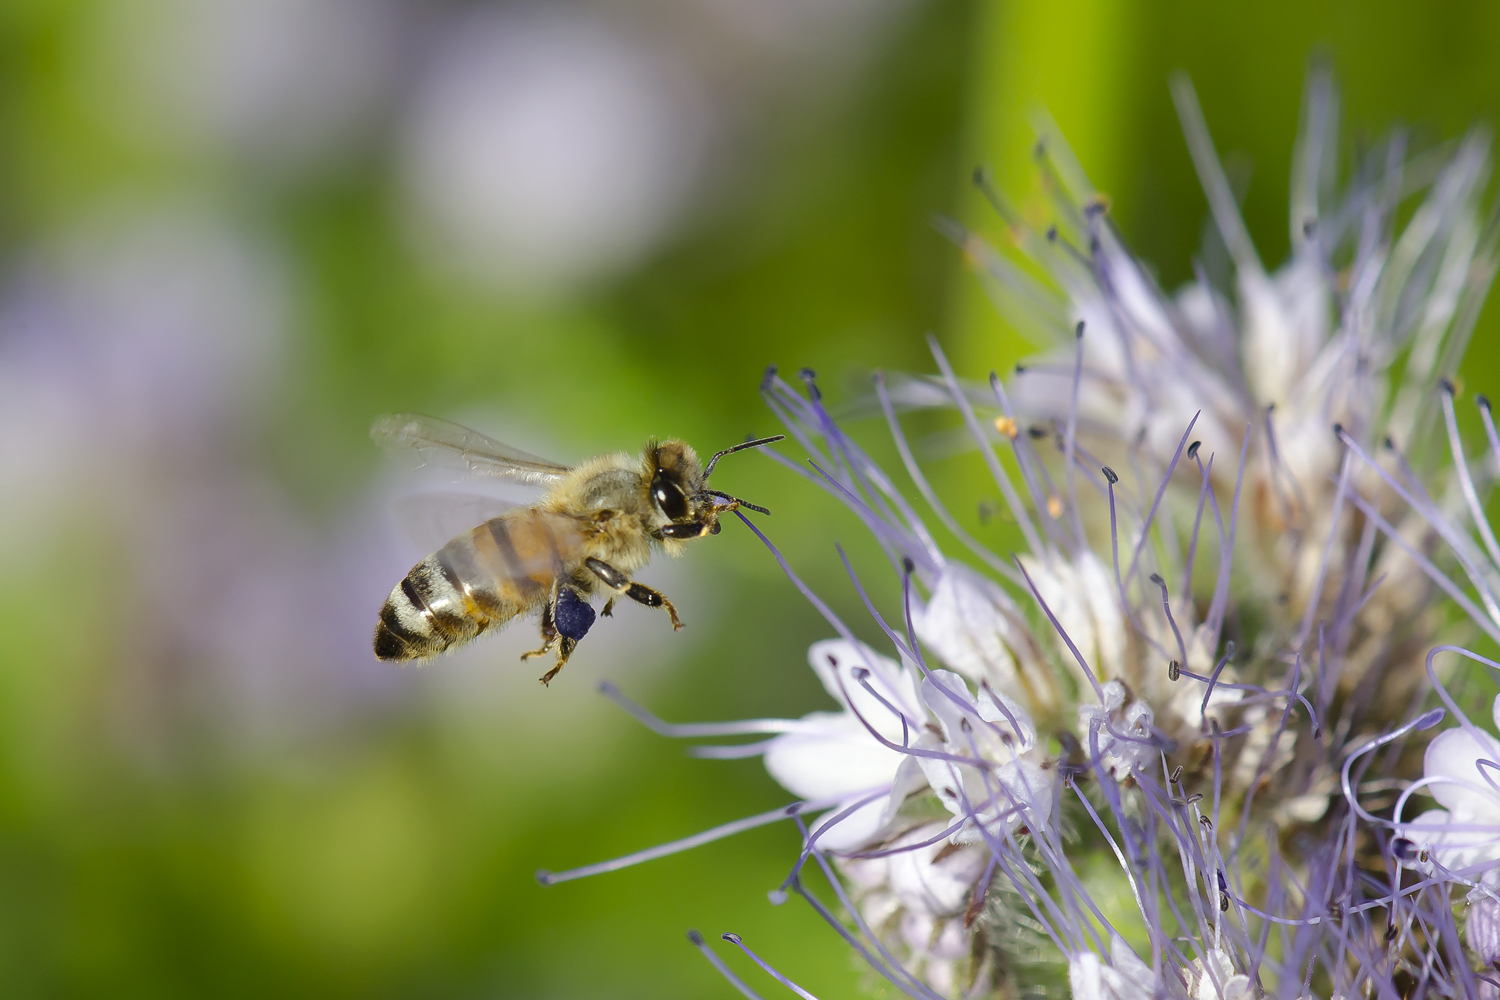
top-left (537, 65), bottom-right (1500, 1000)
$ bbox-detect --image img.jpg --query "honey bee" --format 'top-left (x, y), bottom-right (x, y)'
top-left (371, 414), bottom-right (783, 684)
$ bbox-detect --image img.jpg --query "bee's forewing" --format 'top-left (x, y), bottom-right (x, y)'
top-left (389, 492), bottom-right (522, 553)
top-left (371, 413), bottom-right (572, 485)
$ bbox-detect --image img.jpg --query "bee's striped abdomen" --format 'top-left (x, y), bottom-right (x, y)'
top-left (373, 510), bottom-right (577, 662)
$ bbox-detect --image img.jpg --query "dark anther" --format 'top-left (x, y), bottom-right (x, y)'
top-left (1075, 320), bottom-right (1085, 338)
top-left (1383, 436), bottom-right (1394, 450)
top-left (1046, 226), bottom-right (1058, 242)
top-left (1168, 660), bottom-right (1181, 682)
top-left (1439, 377), bottom-right (1456, 395)
top-left (1170, 765), bottom-right (1184, 783)
top-left (1149, 572), bottom-right (1164, 586)
top-left (761, 365), bottom-right (778, 389)
top-left (799, 368), bottom-right (821, 401)
top-left (1028, 426), bottom-right (1047, 439)
top-left (1217, 870), bottom-right (1229, 893)
top-left (1327, 900), bottom-right (1344, 921)
top-left (1199, 815), bottom-right (1213, 831)
top-left (1219, 892), bottom-right (1230, 913)
top-left (721, 932), bottom-right (742, 944)
top-left (1187, 440), bottom-right (1201, 459)
top-left (1101, 466), bottom-right (1118, 485)
top-left (851, 667), bottom-right (869, 681)
top-left (1016, 363), bottom-right (1028, 374)
top-left (1384, 923), bottom-right (1399, 944)
top-left (687, 929), bottom-right (705, 945)
top-left (1303, 218), bottom-right (1317, 237)
top-left (1332, 422), bottom-right (1344, 438)
top-left (901, 556), bottom-right (915, 574)
top-left (972, 165), bottom-right (986, 187)
top-left (1185, 792), bottom-right (1203, 805)
top-left (1479, 394), bottom-right (1492, 412)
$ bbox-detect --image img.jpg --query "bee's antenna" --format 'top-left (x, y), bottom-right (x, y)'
top-left (702, 434), bottom-right (785, 481)
top-left (697, 488), bottom-right (771, 516)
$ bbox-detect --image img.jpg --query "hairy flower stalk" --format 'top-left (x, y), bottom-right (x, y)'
top-left (537, 70), bottom-right (1500, 998)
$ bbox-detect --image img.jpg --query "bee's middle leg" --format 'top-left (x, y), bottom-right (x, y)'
top-left (585, 557), bottom-right (683, 631)
top-left (520, 598), bottom-right (559, 660)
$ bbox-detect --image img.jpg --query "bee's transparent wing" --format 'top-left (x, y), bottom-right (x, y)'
top-left (371, 413), bottom-right (572, 486)
top-left (389, 492), bottom-right (523, 553)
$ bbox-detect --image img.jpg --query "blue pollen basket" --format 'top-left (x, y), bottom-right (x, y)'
top-left (554, 588), bottom-right (596, 642)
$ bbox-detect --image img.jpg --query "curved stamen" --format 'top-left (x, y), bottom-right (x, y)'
top-left (688, 930), bottom-right (767, 1000)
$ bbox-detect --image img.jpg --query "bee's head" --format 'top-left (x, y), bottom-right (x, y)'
top-left (644, 435), bottom-right (783, 543)
top-left (646, 440), bottom-right (703, 526)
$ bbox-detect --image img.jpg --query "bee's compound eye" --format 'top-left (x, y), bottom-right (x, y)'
top-left (651, 474), bottom-right (689, 520)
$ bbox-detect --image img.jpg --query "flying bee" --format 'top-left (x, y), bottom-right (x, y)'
top-left (371, 413), bottom-right (783, 684)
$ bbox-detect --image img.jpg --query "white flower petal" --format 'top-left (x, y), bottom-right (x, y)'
top-left (808, 795), bottom-right (888, 852)
top-left (914, 565), bottom-right (1058, 712)
top-left (807, 638), bottom-right (919, 743)
top-left (884, 823), bottom-right (987, 916)
top-left (1109, 935), bottom-right (1154, 993)
top-left (763, 713), bottom-right (903, 801)
top-left (1423, 727), bottom-right (1500, 815)
top-left (921, 669), bottom-right (978, 741)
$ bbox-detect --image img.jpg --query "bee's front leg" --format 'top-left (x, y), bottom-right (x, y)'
top-left (585, 557), bottom-right (683, 631)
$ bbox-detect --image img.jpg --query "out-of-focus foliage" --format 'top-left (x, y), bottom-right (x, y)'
top-left (0, 1), bottom-right (1497, 997)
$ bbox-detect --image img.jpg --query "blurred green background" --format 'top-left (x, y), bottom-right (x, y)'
top-left (2, 1), bottom-right (1500, 996)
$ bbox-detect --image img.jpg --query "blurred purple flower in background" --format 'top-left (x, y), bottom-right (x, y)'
top-left (0, 209), bottom-right (413, 756)
top-left (401, 6), bottom-right (709, 293)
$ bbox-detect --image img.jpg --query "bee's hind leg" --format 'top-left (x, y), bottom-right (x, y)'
top-left (538, 638), bottom-right (577, 686)
top-left (585, 557), bottom-right (683, 631)
top-left (534, 587), bottom-right (596, 685)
